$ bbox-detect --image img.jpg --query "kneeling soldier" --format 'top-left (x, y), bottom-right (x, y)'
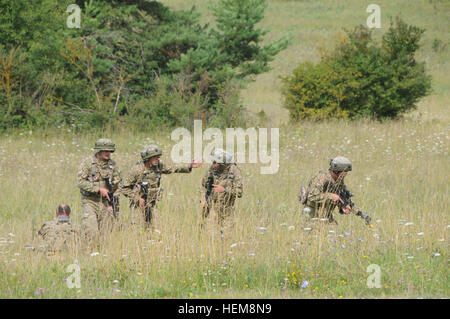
top-left (37, 204), bottom-right (77, 255)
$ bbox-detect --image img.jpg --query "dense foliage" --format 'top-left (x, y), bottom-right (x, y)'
top-left (282, 18), bottom-right (431, 121)
top-left (0, 0), bottom-right (287, 130)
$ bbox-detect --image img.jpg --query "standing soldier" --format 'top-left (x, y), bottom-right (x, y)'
top-left (121, 144), bottom-right (202, 227)
top-left (77, 138), bottom-right (121, 241)
top-left (36, 204), bottom-right (77, 255)
top-left (300, 156), bottom-right (371, 225)
top-left (201, 149), bottom-right (243, 232)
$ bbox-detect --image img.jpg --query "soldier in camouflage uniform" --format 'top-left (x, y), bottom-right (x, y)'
top-left (301, 156), bottom-right (371, 225)
top-left (77, 139), bottom-right (121, 241)
top-left (37, 205), bottom-right (77, 255)
top-left (200, 149), bottom-right (243, 231)
top-left (121, 144), bottom-right (202, 227)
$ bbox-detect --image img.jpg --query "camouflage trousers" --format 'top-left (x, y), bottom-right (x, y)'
top-left (130, 202), bottom-right (159, 229)
top-left (202, 202), bottom-right (235, 231)
top-left (81, 198), bottom-right (117, 241)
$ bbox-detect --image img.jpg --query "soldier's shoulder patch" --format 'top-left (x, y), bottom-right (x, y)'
top-left (134, 163), bottom-right (146, 173)
top-left (79, 156), bottom-right (92, 167)
top-left (317, 170), bottom-right (331, 179)
top-left (47, 220), bottom-right (57, 226)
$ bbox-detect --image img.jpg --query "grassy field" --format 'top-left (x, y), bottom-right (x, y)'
top-left (0, 0), bottom-right (448, 298)
top-left (161, 0), bottom-right (450, 125)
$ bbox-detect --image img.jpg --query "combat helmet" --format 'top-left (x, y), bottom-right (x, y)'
top-left (94, 138), bottom-right (115, 153)
top-left (210, 148), bottom-right (233, 165)
top-left (329, 156), bottom-right (352, 172)
top-left (141, 144), bottom-right (163, 161)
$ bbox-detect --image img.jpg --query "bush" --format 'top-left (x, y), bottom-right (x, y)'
top-left (0, 0), bottom-right (287, 130)
top-left (282, 18), bottom-right (432, 121)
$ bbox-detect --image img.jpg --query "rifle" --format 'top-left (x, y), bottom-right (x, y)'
top-left (140, 182), bottom-right (152, 224)
top-left (205, 171), bottom-right (214, 203)
top-left (324, 182), bottom-right (372, 226)
top-left (104, 177), bottom-right (119, 216)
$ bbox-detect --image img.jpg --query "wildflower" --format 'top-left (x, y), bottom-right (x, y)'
top-left (341, 244), bottom-right (346, 249)
top-left (189, 292), bottom-right (193, 297)
top-left (417, 232), bottom-right (424, 236)
top-left (90, 252), bottom-right (99, 257)
top-left (301, 280), bottom-right (309, 288)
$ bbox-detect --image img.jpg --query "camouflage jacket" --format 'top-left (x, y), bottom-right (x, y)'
top-left (201, 164), bottom-right (243, 207)
top-left (305, 170), bottom-right (349, 213)
top-left (37, 218), bottom-right (77, 253)
top-left (121, 161), bottom-right (192, 206)
top-left (77, 155), bottom-right (121, 200)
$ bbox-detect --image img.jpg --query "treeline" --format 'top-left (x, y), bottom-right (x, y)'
top-left (0, 0), bottom-right (287, 131)
top-left (282, 18), bottom-right (432, 121)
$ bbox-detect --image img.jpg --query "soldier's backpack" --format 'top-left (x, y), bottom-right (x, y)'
top-left (298, 185), bottom-right (309, 205)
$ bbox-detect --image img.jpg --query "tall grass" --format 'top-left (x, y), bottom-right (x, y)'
top-left (0, 118), bottom-right (448, 298)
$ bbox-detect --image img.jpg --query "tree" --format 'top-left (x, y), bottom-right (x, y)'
top-left (282, 18), bottom-right (431, 121)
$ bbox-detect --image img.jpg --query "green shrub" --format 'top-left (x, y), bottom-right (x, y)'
top-left (282, 18), bottom-right (431, 121)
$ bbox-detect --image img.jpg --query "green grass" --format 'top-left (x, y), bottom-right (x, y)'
top-left (0, 119), bottom-right (448, 298)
